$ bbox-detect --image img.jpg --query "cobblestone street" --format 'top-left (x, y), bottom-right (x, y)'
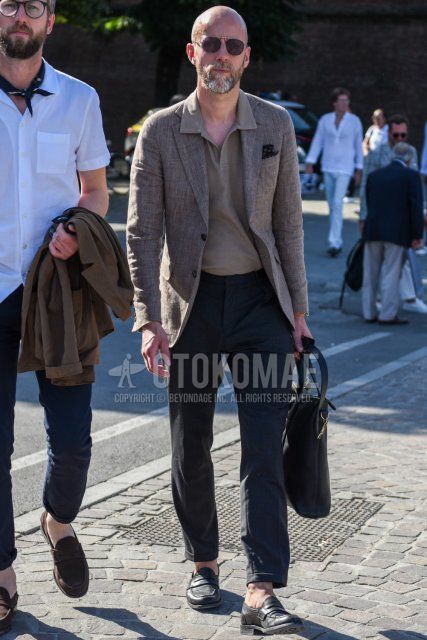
top-left (6, 357), bottom-right (427, 639)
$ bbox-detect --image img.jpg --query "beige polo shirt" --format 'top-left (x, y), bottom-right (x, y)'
top-left (180, 91), bottom-right (262, 275)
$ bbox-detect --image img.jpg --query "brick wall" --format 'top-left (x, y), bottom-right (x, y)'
top-left (44, 1), bottom-right (427, 154)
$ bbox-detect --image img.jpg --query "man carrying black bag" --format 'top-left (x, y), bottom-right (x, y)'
top-left (127, 5), bottom-right (314, 635)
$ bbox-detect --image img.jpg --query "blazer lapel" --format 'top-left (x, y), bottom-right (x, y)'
top-left (241, 125), bottom-right (264, 223)
top-left (172, 123), bottom-right (209, 228)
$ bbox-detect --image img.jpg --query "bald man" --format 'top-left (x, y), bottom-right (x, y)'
top-left (127, 6), bottom-right (308, 635)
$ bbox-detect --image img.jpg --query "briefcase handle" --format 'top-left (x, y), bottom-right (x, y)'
top-left (296, 337), bottom-right (330, 409)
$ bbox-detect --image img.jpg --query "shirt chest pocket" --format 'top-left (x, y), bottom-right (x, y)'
top-left (37, 132), bottom-right (71, 174)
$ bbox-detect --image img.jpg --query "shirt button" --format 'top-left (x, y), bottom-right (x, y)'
top-left (22, 243), bottom-right (28, 249)
top-left (192, 270), bottom-right (197, 278)
top-left (21, 181), bottom-right (27, 188)
top-left (201, 234), bottom-right (207, 241)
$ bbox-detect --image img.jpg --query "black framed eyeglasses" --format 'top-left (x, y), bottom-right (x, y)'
top-left (392, 132), bottom-right (408, 140)
top-left (194, 36), bottom-right (246, 56)
top-left (0, 0), bottom-right (49, 19)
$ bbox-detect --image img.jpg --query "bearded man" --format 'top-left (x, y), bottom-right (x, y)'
top-left (127, 5), bottom-right (311, 635)
top-left (0, 0), bottom-right (110, 634)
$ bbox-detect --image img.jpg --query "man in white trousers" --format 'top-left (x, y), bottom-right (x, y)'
top-left (306, 87), bottom-right (363, 257)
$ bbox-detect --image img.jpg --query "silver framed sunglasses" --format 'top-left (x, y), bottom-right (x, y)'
top-left (0, 0), bottom-right (49, 19)
top-left (194, 36), bottom-right (246, 56)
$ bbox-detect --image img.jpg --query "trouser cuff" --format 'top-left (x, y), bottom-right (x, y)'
top-left (246, 572), bottom-right (288, 589)
top-left (185, 550), bottom-right (219, 563)
top-left (42, 505), bottom-right (77, 526)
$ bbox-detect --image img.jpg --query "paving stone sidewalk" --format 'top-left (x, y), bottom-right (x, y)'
top-left (7, 358), bottom-right (427, 640)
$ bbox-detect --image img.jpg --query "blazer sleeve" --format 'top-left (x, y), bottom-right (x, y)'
top-left (127, 116), bottom-right (165, 332)
top-left (409, 171), bottom-right (424, 241)
top-left (421, 122), bottom-right (427, 175)
top-left (272, 110), bottom-right (308, 314)
top-left (360, 148), bottom-right (379, 220)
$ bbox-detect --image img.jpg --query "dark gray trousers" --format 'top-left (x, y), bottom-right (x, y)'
top-left (169, 269), bottom-right (295, 588)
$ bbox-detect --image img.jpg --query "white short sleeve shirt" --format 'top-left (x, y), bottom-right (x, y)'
top-left (0, 59), bottom-right (111, 303)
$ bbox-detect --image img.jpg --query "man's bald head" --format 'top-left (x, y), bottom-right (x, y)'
top-left (191, 5), bottom-right (248, 43)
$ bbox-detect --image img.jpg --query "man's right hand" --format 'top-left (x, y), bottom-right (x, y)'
top-left (141, 321), bottom-right (171, 379)
top-left (305, 164), bottom-right (314, 175)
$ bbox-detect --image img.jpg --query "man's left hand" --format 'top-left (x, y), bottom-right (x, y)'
top-left (49, 223), bottom-right (79, 260)
top-left (354, 169), bottom-right (362, 187)
top-left (412, 238), bottom-right (424, 250)
top-left (292, 313), bottom-right (314, 357)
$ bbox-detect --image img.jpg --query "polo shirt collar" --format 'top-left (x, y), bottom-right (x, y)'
top-left (180, 89), bottom-right (257, 134)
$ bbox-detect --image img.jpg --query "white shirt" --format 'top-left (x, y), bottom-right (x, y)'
top-left (0, 60), bottom-right (110, 304)
top-left (365, 123), bottom-right (389, 151)
top-left (306, 111), bottom-right (364, 175)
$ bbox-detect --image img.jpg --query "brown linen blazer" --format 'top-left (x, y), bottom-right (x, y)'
top-left (127, 90), bottom-right (308, 347)
top-left (18, 208), bottom-right (133, 386)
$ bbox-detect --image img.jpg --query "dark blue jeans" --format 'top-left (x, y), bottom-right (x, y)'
top-left (0, 286), bottom-right (92, 571)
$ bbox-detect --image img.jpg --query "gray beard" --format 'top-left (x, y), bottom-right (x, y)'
top-left (199, 63), bottom-right (244, 95)
top-left (203, 72), bottom-right (236, 94)
top-left (0, 30), bottom-right (46, 59)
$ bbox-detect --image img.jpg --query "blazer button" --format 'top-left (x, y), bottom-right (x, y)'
top-left (192, 270), bottom-right (197, 278)
top-left (201, 233), bottom-right (207, 241)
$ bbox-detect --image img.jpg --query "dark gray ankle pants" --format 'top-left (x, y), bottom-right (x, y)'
top-left (169, 269), bottom-right (294, 588)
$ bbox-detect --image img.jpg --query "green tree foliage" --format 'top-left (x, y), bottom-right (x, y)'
top-left (131, 0), bottom-right (302, 62)
top-left (54, 0), bottom-right (109, 27)
top-left (55, 0), bottom-right (303, 105)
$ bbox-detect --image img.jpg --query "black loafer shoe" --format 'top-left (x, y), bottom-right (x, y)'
top-left (186, 567), bottom-right (221, 610)
top-left (241, 595), bottom-right (303, 635)
top-left (0, 587), bottom-right (18, 636)
top-left (327, 247), bottom-right (341, 257)
top-left (378, 317), bottom-right (409, 325)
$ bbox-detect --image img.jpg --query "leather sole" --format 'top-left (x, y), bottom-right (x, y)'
top-left (240, 621), bottom-right (304, 635)
top-left (0, 593), bottom-right (18, 636)
top-left (187, 598), bottom-right (222, 611)
top-left (40, 512), bottom-right (89, 599)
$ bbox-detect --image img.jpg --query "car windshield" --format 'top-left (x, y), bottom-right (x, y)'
top-left (287, 107), bottom-right (318, 132)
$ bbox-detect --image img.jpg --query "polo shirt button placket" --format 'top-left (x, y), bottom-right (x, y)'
top-left (192, 270), bottom-right (197, 278)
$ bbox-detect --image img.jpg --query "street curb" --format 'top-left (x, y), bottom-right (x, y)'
top-left (14, 425), bottom-right (241, 536)
top-left (15, 345), bottom-right (427, 537)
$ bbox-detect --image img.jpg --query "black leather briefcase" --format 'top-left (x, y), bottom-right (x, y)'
top-left (283, 338), bottom-right (336, 519)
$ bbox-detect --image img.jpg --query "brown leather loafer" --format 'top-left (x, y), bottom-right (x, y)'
top-left (0, 587), bottom-right (18, 636)
top-left (40, 511), bottom-right (89, 598)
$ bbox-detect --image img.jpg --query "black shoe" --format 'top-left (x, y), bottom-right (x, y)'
top-left (0, 587), bottom-right (18, 636)
top-left (378, 317), bottom-right (409, 325)
top-left (186, 567), bottom-right (221, 610)
top-left (241, 596), bottom-right (303, 635)
top-left (327, 246), bottom-right (341, 257)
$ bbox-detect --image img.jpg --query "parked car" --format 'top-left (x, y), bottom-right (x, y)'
top-left (264, 98), bottom-right (318, 172)
top-left (124, 98), bottom-right (318, 173)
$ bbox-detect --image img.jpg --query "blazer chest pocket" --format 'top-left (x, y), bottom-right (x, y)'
top-left (37, 132), bottom-right (71, 174)
top-left (260, 153), bottom-right (280, 183)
